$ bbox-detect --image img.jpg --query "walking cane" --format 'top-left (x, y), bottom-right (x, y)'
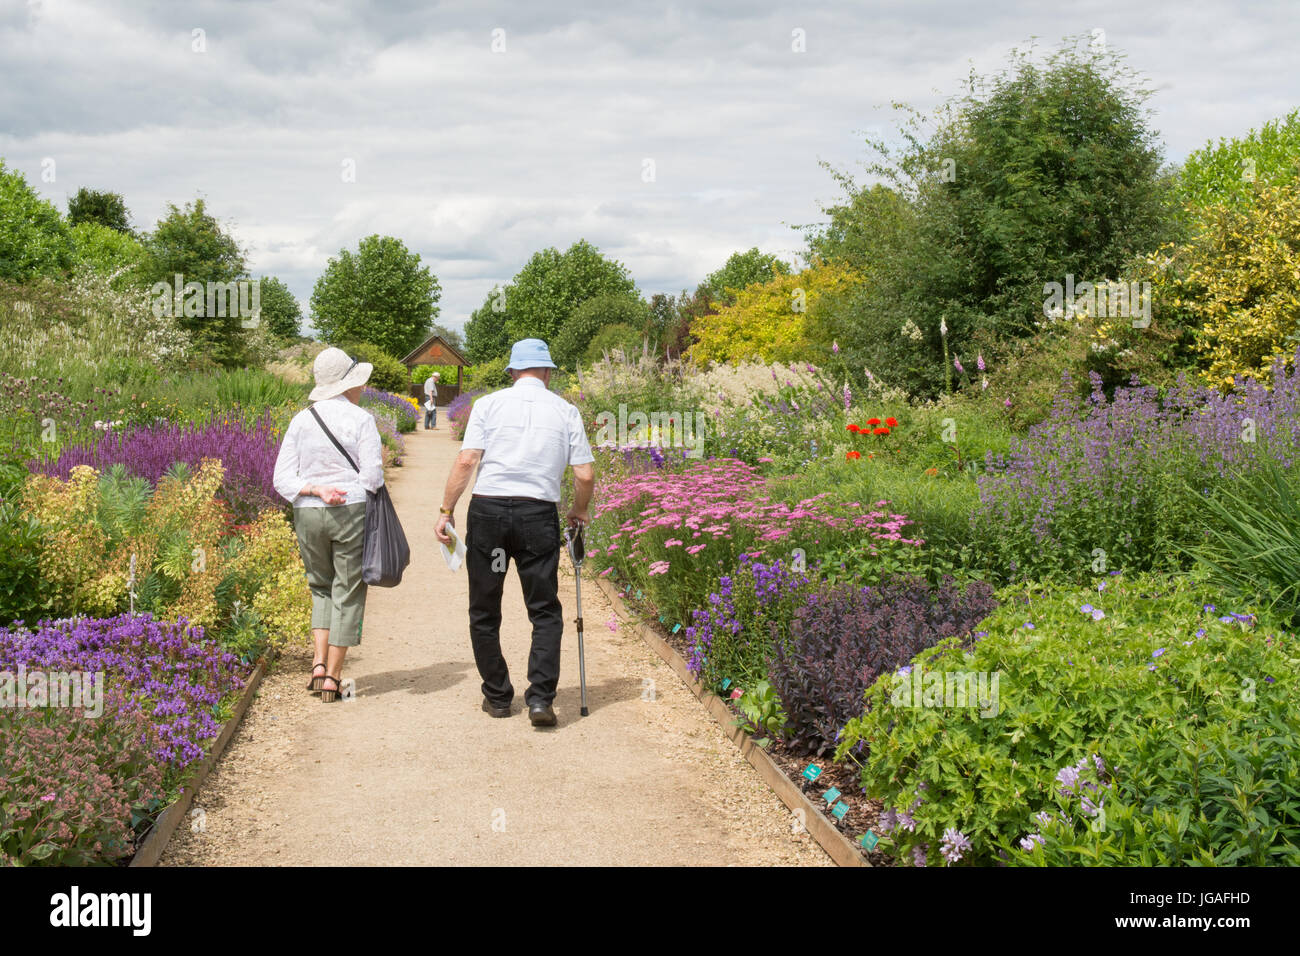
top-left (564, 522), bottom-right (589, 717)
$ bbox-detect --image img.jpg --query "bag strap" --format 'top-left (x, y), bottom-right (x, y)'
top-left (309, 406), bottom-right (359, 473)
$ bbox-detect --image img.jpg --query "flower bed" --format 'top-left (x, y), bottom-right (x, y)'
top-left (0, 613), bottom-right (249, 865)
top-left (34, 415), bottom-right (282, 523)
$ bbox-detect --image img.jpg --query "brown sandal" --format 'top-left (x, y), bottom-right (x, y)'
top-left (320, 674), bottom-right (344, 703)
top-left (307, 661), bottom-right (327, 693)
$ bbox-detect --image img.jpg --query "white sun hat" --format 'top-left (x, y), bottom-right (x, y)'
top-left (309, 347), bottom-right (373, 402)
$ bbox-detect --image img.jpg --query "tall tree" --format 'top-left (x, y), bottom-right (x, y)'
top-left (310, 234), bottom-right (440, 359)
top-left (256, 276), bottom-right (302, 339)
top-left (698, 248), bottom-right (792, 306)
top-left (814, 35), bottom-right (1176, 397)
top-left (140, 198), bottom-right (248, 365)
top-left (503, 239), bottom-right (638, 345)
top-left (68, 188), bottom-right (132, 234)
top-left (463, 285), bottom-right (512, 363)
top-left (0, 159), bottom-right (72, 281)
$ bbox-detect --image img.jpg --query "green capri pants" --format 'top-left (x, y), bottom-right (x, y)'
top-left (294, 502), bottom-right (367, 647)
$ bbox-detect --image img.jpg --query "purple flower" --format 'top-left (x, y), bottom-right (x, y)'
top-left (940, 828), bottom-right (972, 864)
top-left (1055, 765), bottom-right (1080, 796)
top-left (976, 353), bottom-right (986, 372)
top-left (1019, 833), bottom-right (1044, 851)
top-left (1152, 647), bottom-right (1166, 658)
top-left (912, 845), bottom-right (928, 867)
top-left (954, 358), bottom-right (965, 374)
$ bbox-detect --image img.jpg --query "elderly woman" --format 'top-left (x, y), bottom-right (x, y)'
top-left (273, 347), bottom-right (385, 702)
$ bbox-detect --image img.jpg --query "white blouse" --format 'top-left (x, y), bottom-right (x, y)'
top-left (273, 396), bottom-right (385, 508)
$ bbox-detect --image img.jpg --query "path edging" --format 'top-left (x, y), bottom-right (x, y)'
top-left (129, 658), bottom-right (267, 867)
top-left (594, 577), bottom-right (867, 868)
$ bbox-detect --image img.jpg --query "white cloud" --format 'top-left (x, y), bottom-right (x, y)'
top-left (2, 0), bottom-right (1297, 335)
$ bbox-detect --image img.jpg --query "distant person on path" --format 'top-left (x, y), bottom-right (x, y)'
top-left (434, 339), bottom-right (595, 727)
top-left (423, 371), bottom-right (440, 430)
top-left (273, 347), bottom-right (385, 703)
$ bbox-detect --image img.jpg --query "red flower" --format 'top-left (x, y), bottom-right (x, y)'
top-left (885, 417), bottom-right (899, 427)
top-left (845, 450), bottom-right (862, 461)
top-left (873, 426), bottom-right (890, 436)
top-left (867, 418), bottom-right (881, 426)
top-left (847, 424), bottom-right (860, 433)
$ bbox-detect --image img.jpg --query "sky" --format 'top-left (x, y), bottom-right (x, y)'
top-left (2, 0), bottom-right (1297, 337)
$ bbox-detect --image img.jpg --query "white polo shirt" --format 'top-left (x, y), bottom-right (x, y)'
top-left (461, 377), bottom-right (594, 502)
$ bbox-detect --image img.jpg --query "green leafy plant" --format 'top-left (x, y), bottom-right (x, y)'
top-left (836, 572), bottom-right (1300, 866)
top-left (732, 679), bottom-right (788, 747)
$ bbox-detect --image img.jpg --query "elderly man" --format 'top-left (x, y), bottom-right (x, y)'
top-left (434, 339), bottom-right (595, 726)
top-left (423, 372), bottom-right (440, 429)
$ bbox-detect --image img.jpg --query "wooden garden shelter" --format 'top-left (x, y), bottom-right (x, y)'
top-left (401, 333), bottom-right (470, 405)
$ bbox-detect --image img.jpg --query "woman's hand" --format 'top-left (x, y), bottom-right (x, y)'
top-left (307, 484), bottom-right (349, 505)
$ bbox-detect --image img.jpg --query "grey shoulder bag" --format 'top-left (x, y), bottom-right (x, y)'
top-left (309, 406), bottom-right (410, 588)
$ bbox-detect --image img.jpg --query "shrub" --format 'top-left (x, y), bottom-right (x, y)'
top-left (0, 693), bottom-right (165, 865)
top-left (464, 356), bottom-right (512, 392)
top-left (339, 340), bottom-right (408, 392)
top-left (1006, 714), bottom-right (1300, 865)
top-left (769, 575), bottom-right (997, 757)
top-left (688, 261), bottom-right (859, 364)
top-left (581, 323), bottom-right (645, 367)
top-left (836, 573), bottom-right (1299, 866)
top-left (552, 294), bottom-right (650, 368)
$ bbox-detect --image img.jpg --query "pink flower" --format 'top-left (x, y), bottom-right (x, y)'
top-left (598, 567), bottom-right (613, 577)
top-left (665, 539), bottom-right (683, 547)
top-left (686, 544), bottom-right (707, 555)
top-left (648, 561), bottom-right (670, 576)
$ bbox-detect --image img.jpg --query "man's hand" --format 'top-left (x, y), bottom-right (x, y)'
top-left (565, 505), bottom-right (589, 529)
top-left (435, 512), bottom-right (456, 546)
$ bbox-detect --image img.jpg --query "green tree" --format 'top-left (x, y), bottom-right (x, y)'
top-left (0, 159), bottom-right (72, 281)
top-left (463, 285), bottom-right (512, 363)
top-left (67, 188), bottom-right (132, 233)
top-left (815, 36), bottom-right (1176, 397)
top-left (503, 240), bottom-right (639, 345)
top-left (699, 248), bottom-right (791, 306)
top-left (68, 221), bottom-right (146, 288)
top-left (256, 276), bottom-right (302, 339)
top-left (139, 198), bottom-right (248, 365)
top-left (552, 294), bottom-right (650, 368)
top-left (310, 234), bottom-right (440, 360)
top-left (1178, 108), bottom-right (1300, 214)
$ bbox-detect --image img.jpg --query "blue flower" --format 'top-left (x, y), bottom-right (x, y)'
top-left (1152, 647), bottom-right (1166, 658)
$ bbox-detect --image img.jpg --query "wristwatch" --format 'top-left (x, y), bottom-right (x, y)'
top-left (439, 506), bottom-right (453, 515)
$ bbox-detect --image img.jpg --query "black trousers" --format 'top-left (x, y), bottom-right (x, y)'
top-left (466, 496), bottom-right (563, 707)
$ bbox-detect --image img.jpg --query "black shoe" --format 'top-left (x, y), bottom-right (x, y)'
top-left (528, 702), bottom-right (557, 727)
top-left (482, 698), bottom-right (512, 718)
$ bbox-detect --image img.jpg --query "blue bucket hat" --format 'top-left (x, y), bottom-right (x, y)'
top-left (506, 338), bottom-right (557, 371)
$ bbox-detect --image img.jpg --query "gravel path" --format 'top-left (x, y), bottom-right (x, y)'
top-left (162, 425), bottom-right (831, 866)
